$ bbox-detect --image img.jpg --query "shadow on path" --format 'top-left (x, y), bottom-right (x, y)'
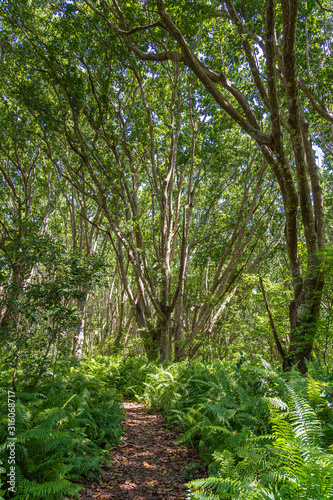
top-left (76, 400), bottom-right (207, 500)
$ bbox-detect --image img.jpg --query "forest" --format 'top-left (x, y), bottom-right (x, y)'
top-left (0, 0), bottom-right (333, 498)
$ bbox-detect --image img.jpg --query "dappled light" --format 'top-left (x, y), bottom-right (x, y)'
top-left (0, 0), bottom-right (333, 498)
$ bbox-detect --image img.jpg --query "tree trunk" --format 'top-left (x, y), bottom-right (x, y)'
top-left (173, 318), bottom-right (184, 362)
top-left (115, 286), bottom-right (125, 347)
top-left (0, 265), bottom-right (29, 336)
top-left (72, 295), bottom-right (88, 359)
top-left (153, 319), bottom-right (172, 362)
top-left (286, 275), bottom-right (324, 373)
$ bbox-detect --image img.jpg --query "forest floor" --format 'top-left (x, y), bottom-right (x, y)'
top-left (74, 400), bottom-right (207, 500)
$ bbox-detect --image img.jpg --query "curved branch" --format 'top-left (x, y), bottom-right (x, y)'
top-left (298, 79), bottom-right (333, 124)
top-left (224, 0), bottom-right (269, 109)
top-left (315, 0), bottom-right (333, 13)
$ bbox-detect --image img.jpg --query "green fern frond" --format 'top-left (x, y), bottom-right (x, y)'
top-left (307, 375), bottom-right (327, 408)
top-left (14, 477), bottom-right (82, 499)
top-left (287, 386), bottom-right (322, 446)
top-left (189, 475), bottom-right (243, 495)
top-left (265, 397), bottom-right (288, 411)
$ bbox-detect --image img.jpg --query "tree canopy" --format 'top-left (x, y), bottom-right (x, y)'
top-left (0, 0), bottom-right (332, 371)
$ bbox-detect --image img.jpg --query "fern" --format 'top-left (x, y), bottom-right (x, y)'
top-left (151, 363), bottom-right (333, 499)
top-left (287, 386), bottom-right (322, 445)
top-left (0, 358), bottom-right (124, 499)
top-left (268, 389), bottom-right (333, 499)
top-left (0, 458), bottom-right (6, 500)
top-left (14, 478), bottom-right (82, 500)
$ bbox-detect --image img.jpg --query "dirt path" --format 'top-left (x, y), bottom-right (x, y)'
top-left (76, 400), bottom-right (207, 500)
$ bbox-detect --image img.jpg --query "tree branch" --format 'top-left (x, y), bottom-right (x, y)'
top-left (315, 0), bottom-right (333, 13)
top-left (259, 276), bottom-right (286, 359)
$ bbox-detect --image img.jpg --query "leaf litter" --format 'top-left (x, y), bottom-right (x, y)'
top-left (74, 400), bottom-right (207, 499)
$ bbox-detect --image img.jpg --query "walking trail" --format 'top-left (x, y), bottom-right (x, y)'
top-left (76, 400), bottom-right (207, 500)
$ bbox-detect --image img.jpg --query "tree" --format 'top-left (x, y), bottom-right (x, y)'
top-left (78, 0), bottom-right (331, 372)
top-left (0, 0), bottom-right (281, 361)
top-left (2, 0), bottom-right (331, 367)
top-left (0, 99), bottom-right (107, 388)
top-left (0, 98), bottom-right (57, 339)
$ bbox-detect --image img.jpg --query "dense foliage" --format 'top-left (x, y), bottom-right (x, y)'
top-left (0, 0), bottom-right (332, 368)
top-left (1, 354), bottom-right (333, 498)
top-left (103, 356), bottom-right (333, 499)
top-left (0, 359), bottom-right (123, 499)
top-left (0, 0), bottom-right (333, 497)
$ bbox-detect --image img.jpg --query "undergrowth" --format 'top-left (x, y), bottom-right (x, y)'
top-left (2, 355), bottom-right (333, 499)
top-left (0, 360), bottom-right (124, 499)
top-left (98, 355), bottom-right (333, 500)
